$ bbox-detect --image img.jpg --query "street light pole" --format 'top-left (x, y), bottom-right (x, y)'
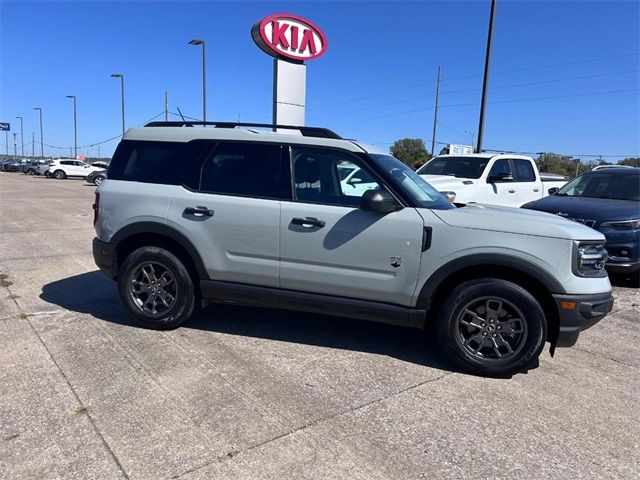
top-left (65, 95), bottom-right (77, 158)
top-left (476, 0), bottom-right (497, 154)
top-left (33, 107), bottom-right (44, 158)
top-left (111, 74), bottom-right (125, 136)
top-left (13, 133), bottom-right (17, 159)
top-left (188, 39), bottom-right (207, 123)
top-left (15, 116), bottom-right (24, 157)
top-left (465, 130), bottom-right (475, 148)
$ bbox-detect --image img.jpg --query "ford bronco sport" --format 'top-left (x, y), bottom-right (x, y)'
top-left (93, 121), bottom-right (614, 376)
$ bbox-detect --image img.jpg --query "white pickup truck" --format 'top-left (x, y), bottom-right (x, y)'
top-left (417, 153), bottom-right (568, 207)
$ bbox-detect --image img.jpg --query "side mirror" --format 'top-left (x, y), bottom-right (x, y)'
top-left (548, 187), bottom-right (559, 195)
top-left (360, 190), bottom-right (399, 213)
top-left (487, 172), bottom-right (514, 183)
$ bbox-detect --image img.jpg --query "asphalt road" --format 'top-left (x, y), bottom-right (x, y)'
top-left (1, 172), bottom-right (638, 480)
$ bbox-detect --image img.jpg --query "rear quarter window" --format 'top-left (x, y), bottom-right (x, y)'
top-left (108, 140), bottom-right (210, 187)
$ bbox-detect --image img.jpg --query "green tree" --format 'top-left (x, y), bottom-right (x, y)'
top-left (619, 157), bottom-right (640, 167)
top-left (390, 138), bottom-right (432, 169)
top-left (535, 153), bottom-right (590, 178)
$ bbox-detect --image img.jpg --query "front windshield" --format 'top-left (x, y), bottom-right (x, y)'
top-left (368, 154), bottom-right (455, 210)
top-left (416, 156), bottom-right (490, 179)
top-left (557, 172), bottom-right (639, 201)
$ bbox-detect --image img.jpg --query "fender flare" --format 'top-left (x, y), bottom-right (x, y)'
top-left (110, 222), bottom-right (208, 279)
top-left (415, 253), bottom-right (566, 309)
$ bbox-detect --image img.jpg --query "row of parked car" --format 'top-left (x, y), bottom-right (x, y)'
top-left (0, 157), bottom-right (108, 185)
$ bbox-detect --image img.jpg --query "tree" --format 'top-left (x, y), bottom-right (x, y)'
top-left (390, 138), bottom-right (432, 169)
top-left (535, 153), bottom-right (591, 177)
top-left (619, 157), bottom-right (640, 167)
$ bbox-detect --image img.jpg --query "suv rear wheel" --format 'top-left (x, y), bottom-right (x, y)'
top-left (436, 278), bottom-right (547, 377)
top-left (53, 169), bottom-right (66, 179)
top-left (117, 246), bottom-right (195, 329)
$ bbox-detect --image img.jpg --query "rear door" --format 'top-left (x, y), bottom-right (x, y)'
top-left (485, 159), bottom-right (517, 206)
top-left (513, 159), bottom-right (541, 205)
top-left (167, 141), bottom-right (285, 287)
top-left (279, 146), bottom-right (424, 306)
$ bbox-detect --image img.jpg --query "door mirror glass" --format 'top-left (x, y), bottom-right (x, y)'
top-left (360, 189), bottom-right (399, 213)
top-left (487, 172), bottom-right (514, 183)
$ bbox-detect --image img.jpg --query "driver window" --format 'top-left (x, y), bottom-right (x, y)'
top-left (488, 159), bottom-right (512, 181)
top-left (292, 148), bottom-right (382, 207)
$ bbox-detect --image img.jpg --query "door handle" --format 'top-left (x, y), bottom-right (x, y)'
top-left (183, 206), bottom-right (214, 217)
top-left (292, 217), bottom-right (326, 228)
top-left (533, 188), bottom-right (540, 192)
top-left (508, 188), bottom-right (516, 193)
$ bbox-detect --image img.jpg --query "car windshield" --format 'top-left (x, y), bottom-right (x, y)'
top-left (416, 156), bottom-right (490, 179)
top-left (368, 154), bottom-right (455, 210)
top-left (557, 172), bottom-right (640, 201)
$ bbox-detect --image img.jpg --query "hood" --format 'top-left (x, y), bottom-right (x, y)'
top-left (522, 195), bottom-right (640, 225)
top-left (432, 203), bottom-right (605, 241)
top-left (420, 174), bottom-right (477, 190)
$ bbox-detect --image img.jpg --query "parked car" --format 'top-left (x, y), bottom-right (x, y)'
top-left (34, 160), bottom-right (54, 176)
top-left (23, 159), bottom-right (51, 175)
top-left (47, 159), bottom-right (103, 179)
top-left (2, 158), bottom-right (29, 172)
top-left (522, 167), bottom-right (640, 275)
top-left (86, 169), bottom-right (107, 186)
top-left (416, 154), bottom-right (568, 206)
top-left (93, 121), bottom-right (613, 377)
top-left (91, 160), bottom-right (110, 169)
top-left (592, 164), bottom-right (634, 171)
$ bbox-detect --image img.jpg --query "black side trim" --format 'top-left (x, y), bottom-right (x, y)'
top-left (110, 222), bottom-right (209, 279)
top-left (422, 226), bottom-right (433, 252)
top-left (200, 280), bottom-right (426, 328)
top-left (416, 254), bottom-right (566, 308)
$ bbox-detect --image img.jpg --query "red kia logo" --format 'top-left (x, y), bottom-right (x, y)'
top-left (252, 13), bottom-right (328, 62)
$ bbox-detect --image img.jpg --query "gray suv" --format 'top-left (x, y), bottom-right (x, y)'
top-left (93, 122), bottom-right (613, 376)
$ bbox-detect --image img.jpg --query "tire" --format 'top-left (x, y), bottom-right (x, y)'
top-left (53, 169), bottom-right (66, 179)
top-left (94, 175), bottom-right (105, 186)
top-left (26, 169), bottom-right (36, 175)
top-left (117, 246), bottom-right (195, 330)
top-left (436, 278), bottom-right (547, 377)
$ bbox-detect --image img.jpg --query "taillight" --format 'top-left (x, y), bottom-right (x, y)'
top-left (92, 192), bottom-right (100, 226)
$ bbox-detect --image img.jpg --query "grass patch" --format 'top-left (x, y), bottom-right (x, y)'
top-left (0, 273), bottom-right (12, 288)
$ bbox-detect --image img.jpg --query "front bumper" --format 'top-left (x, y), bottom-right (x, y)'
top-left (552, 291), bottom-right (614, 347)
top-left (606, 259), bottom-right (640, 274)
top-left (93, 237), bottom-right (118, 279)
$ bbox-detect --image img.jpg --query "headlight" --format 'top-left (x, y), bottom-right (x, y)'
top-left (574, 242), bottom-right (608, 277)
top-left (600, 219), bottom-right (640, 230)
top-left (440, 191), bottom-right (456, 202)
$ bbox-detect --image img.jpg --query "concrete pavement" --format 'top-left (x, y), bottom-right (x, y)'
top-left (1, 173), bottom-right (638, 479)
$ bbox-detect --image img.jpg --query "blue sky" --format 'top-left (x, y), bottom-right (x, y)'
top-left (1, 0), bottom-right (638, 161)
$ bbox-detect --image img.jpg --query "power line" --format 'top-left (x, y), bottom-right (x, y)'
top-left (332, 88), bottom-right (638, 126)
top-left (311, 52), bottom-right (638, 112)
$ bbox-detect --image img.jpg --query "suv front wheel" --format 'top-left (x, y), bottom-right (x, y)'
top-left (436, 278), bottom-right (547, 377)
top-left (118, 246), bottom-right (195, 329)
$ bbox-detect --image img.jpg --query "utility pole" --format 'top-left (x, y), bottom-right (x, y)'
top-left (66, 95), bottom-right (77, 158)
top-left (16, 116), bottom-right (24, 156)
top-left (164, 91), bottom-right (169, 121)
top-left (32, 132), bottom-right (35, 159)
top-left (431, 66), bottom-right (441, 157)
top-left (111, 74), bottom-right (125, 136)
top-left (476, 0), bottom-right (497, 153)
top-left (34, 107), bottom-right (44, 157)
top-left (13, 133), bottom-right (17, 159)
top-left (98, 143), bottom-right (101, 159)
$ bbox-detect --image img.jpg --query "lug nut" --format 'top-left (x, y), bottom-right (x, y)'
top-left (482, 332), bottom-right (487, 336)
top-left (492, 333), bottom-right (497, 338)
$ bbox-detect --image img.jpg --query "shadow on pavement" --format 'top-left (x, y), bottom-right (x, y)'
top-left (41, 270), bottom-right (456, 373)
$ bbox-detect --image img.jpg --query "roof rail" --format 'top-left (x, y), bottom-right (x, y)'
top-left (143, 121), bottom-right (342, 139)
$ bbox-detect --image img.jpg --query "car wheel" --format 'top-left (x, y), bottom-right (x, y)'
top-left (53, 170), bottom-right (66, 179)
top-left (436, 278), bottom-right (547, 377)
top-left (26, 169), bottom-right (36, 175)
top-left (117, 246), bottom-right (195, 330)
top-left (94, 175), bottom-right (105, 186)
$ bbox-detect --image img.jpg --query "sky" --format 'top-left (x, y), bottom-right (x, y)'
top-left (1, 0), bottom-right (638, 161)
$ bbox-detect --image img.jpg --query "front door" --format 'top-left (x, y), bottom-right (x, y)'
top-left (279, 146), bottom-right (424, 306)
top-left (512, 159), bottom-right (541, 206)
top-left (486, 159), bottom-right (517, 206)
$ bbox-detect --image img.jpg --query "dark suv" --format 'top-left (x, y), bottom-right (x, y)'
top-left (522, 167), bottom-right (640, 275)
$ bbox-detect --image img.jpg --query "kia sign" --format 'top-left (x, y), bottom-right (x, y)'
top-left (0, 122), bottom-right (9, 131)
top-left (252, 13), bottom-right (327, 62)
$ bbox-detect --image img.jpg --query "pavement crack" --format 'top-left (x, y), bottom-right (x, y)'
top-left (171, 372), bottom-right (453, 479)
top-left (573, 346), bottom-right (638, 370)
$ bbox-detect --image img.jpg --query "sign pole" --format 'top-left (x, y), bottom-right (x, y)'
top-left (4, 131), bottom-right (7, 158)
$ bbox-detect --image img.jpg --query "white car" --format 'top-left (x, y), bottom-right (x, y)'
top-left (338, 163), bottom-right (379, 197)
top-left (47, 159), bottom-right (103, 179)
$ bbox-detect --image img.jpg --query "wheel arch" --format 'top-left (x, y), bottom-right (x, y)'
top-left (417, 254), bottom-right (564, 347)
top-left (111, 222), bottom-right (208, 283)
